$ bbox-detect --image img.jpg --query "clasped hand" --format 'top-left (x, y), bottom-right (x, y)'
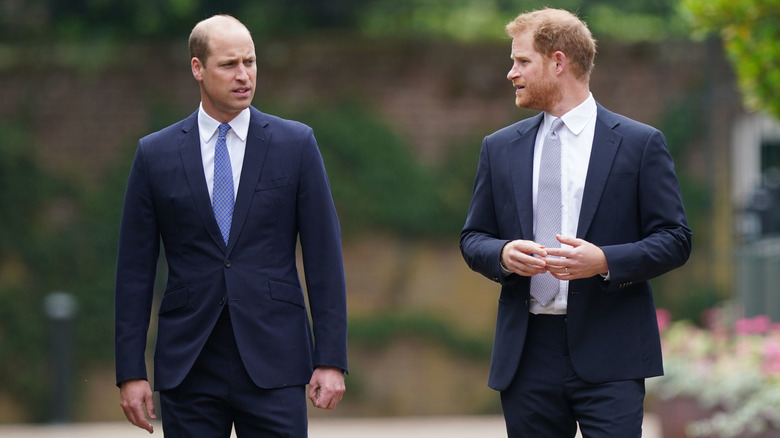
top-left (501, 235), bottom-right (608, 279)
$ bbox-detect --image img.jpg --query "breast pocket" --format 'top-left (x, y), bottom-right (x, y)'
top-left (256, 176), bottom-right (291, 192)
top-left (248, 176), bottom-right (293, 228)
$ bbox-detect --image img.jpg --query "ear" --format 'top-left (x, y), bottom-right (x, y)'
top-left (553, 51), bottom-right (566, 75)
top-left (191, 57), bottom-right (203, 81)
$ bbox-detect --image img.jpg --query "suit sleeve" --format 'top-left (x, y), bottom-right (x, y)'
top-left (296, 129), bottom-right (349, 373)
top-left (114, 141), bottom-right (160, 386)
top-left (460, 137), bottom-right (517, 286)
top-left (601, 129), bottom-right (692, 291)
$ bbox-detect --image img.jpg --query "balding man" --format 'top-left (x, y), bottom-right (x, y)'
top-left (115, 14), bottom-right (347, 437)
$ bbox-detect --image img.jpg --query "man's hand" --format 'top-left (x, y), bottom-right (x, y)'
top-left (544, 235), bottom-right (608, 280)
top-left (501, 239), bottom-right (549, 277)
top-left (119, 379), bottom-right (156, 434)
top-left (308, 366), bottom-right (345, 410)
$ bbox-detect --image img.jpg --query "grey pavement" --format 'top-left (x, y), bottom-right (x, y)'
top-left (0, 415), bottom-right (661, 437)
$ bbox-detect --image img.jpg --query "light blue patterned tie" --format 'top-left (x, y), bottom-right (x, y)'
top-left (213, 123), bottom-right (234, 246)
top-left (531, 118), bottom-right (564, 306)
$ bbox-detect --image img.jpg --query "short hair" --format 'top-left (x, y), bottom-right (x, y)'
top-left (188, 14), bottom-right (248, 65)
top-left (506, 8), bottom-right (596, 80)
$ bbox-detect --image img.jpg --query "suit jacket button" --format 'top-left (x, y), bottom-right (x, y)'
top-left (219, 298), bottom-right (225, 306)
top-left (225, 260), bottom-right (232, 268)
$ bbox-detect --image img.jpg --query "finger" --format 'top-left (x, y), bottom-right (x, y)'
top-left (509, 250), bottom-right (547, 270)
top-left (316, 385), bottom-right (342, 409)
top-left (126, 405), bottom-right (153, 433)
top-left (314, 393), bottom-right (330, 409)
top-left (547, 262), bottom-right (567, 273)
top-left (551, 266), bottom-right (576, 280)
top-left (509, 262), bottom-right (546, 277)
top-left (121, 406), bottom-right (135, 425)
top-left (134, 407), bottom-right (154, 434)
top-left (556, 234), bottom-right (582, 246)
top-left (145, 394), bottom-right (157, 421)
top-left (526, 246), bottom-right (548, 258)
top-left (514, 262), bottom-right (547, 276)
top-left (120, 400), bottom-right (139, 425)
top-left (318, 387), bottom-right (335, 404)
top-left (323, 393), bottom-right (341, 410)
top-left (308, 386), bottom-right (319, 404)
top-left (542, 255), bottom-right (566, 269)
top-left (510, 240), bottom-right (547, 258)
top-left (544, 246), bottom-right (572, 258)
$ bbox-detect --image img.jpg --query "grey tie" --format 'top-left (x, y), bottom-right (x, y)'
top-left (531, 118), bottom-right (564, 306)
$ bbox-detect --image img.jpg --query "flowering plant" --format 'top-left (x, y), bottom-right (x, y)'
top-left (648, 307), bottom-right (780, 437)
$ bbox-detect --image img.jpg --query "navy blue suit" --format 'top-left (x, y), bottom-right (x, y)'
top-left (115, 106), bottom-right (348, 396)
top-left (460, 104), bottom-right (691, 435)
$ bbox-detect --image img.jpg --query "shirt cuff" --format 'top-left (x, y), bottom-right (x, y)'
top-left (499, 242), bottom-right (512, 276)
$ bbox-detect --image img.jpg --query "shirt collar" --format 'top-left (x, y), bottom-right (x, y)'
top-left (198, 104), bottom-right (251, 143)
top-left (543, 92), bottom-right (597, 136)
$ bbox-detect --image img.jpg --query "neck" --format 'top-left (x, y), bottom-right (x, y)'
top-left (548, 83), bottom-right (590, 118)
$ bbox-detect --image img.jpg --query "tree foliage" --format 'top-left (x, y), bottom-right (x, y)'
top-left (0, 118), bottom-right (124, 421)
top-left (680, 0), bottom-right (780, 119)
top-left (2, 0), bottom-right (687, 43)
top-left (359, 0), bottom-right (687, 42)
top-left (287, 103), bottom-right (475, 238)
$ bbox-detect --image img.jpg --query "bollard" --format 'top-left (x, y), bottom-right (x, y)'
top-left (44, 291), bottom-right (77, 424)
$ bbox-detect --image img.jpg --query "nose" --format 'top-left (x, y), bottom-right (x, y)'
top-left (236, 64), bottom-right (249, 81)
top-left (507, 64), bottom-right (519, 81)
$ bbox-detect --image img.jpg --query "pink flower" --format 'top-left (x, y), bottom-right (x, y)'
top-left (761, 340), bottom-right (780, 376)
top-left (735, 315), bottom-right (772, 335)
top-left (656, 308), bottom-right (671, 333)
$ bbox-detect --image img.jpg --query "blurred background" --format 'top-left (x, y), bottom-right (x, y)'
top-left (0, 0), bottom-right (778, 432)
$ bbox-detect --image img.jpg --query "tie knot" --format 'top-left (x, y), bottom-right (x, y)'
top-left (218, 123), bottom-right (231, 138)
top-left (549, 118), bottom-right (564, 135)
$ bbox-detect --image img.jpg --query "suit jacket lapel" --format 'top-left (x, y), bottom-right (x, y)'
top-left (577, 104), bottom-right (621, 238)
top-left (226, 107), bottom-right (270, 254)
top-left (510, 113), bottom-right (543, 240)
top-left (179, 112), bottom-right (227, 249)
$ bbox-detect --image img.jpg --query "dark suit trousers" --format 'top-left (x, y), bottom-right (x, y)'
top-left (500, 314), bottom-right (645, 438)
top-left (159, 307), bottom-right (308, 438)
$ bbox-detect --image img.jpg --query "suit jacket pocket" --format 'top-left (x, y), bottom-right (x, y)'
top-left (256, 176), bottom-right (291, 191)
top-left (159, 285), bottom-right (189, 314)
top-left (269, 279), bottom-right (305, 308)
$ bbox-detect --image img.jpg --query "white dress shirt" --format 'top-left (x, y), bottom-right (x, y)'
top-left (530, 93), bottom-right (597, 314)
top-left (198, 104), bottom-right (250, 202)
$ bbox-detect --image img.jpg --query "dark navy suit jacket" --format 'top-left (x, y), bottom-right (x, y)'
top-left (460, 104), bottom-right (691, 391)
top-left (115, 106), bottom-right (348, 391)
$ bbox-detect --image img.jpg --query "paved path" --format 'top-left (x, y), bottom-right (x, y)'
top-left (0, 414), bottom-right (661, 437)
